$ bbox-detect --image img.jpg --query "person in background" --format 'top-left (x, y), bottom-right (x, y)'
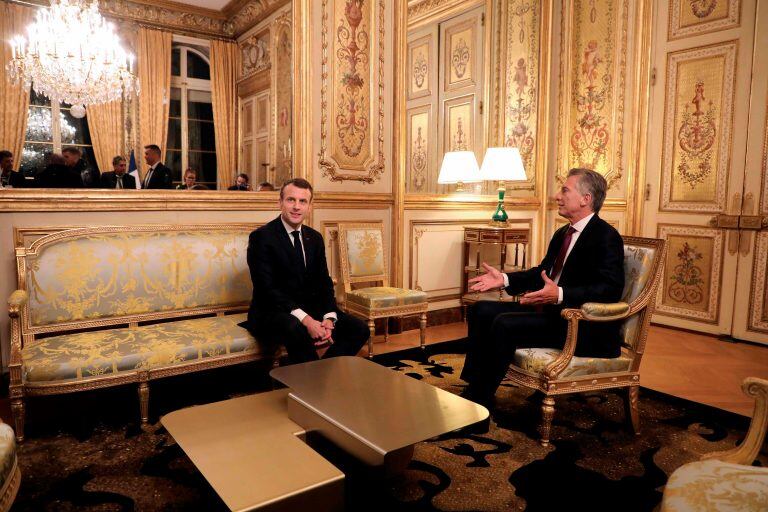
top-left (176, 168), bottom-right (197, 190)
top-left (228, 173), bottom-right (251, 191)
top-left (100, 156), bottom-right (136, 189)
top-left (142, 145), bottom-right (173, 189)
top-left (38, 153), bottom-right (82, 188)
top-left (62, 147), bottom-right (99, 188)
top-left (257, 181), bottom-right (275, 192)
top-left (0, 150), bottom-right (25, 188)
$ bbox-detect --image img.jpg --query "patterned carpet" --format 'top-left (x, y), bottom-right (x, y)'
top-left (10, 342), bottom-right (765, 511)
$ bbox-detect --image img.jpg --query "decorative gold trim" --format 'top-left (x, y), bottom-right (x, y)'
top-left (318, 0), bottom-right (386, 183)
top-left (228, 0), bottom-right (292, 37)
top-left (0, 461), bottom-right (20, 512)
top-left (99, 0), bottom-right (230, 37)
top-left (407, 0), bottom-right (485, 29)
top-left (748, 232), bottom-right (768, 333)
top-left (668, 0), bottom-right (741, 41)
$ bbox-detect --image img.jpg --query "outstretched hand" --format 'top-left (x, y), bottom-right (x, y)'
top-left (468, 262), bottom-right (505, 292)
top-left (520, 271), bottom-right (559, 305)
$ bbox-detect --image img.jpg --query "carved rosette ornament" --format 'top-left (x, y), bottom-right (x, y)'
top-left (451, 38), bottom-right (470, 79)
top-left (319, 0), bottom-right (385, 183)
top-left (413, 53), bottom-right (427, 88)
top-left (676, 81), bottom-right (717, 188)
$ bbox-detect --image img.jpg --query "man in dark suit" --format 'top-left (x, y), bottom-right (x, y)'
top-left (142, 144), bottom-right (173, 189)
top-left (461, 168), bottom-right (625, 405)
top-left (245, 178), bottom-right (369, 364)
top-left (100, 155), bottom-right (136, 189)
top-left (0, 150), bottom-right (25, 188)
top-left (63, 147), bottom-right (99, 188)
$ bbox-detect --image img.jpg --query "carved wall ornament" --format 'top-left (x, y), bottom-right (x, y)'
top-left (98, 0), bottom-right (230, 37)
top-left (411, 126), bottom-right (427, 190)
top-left (667, 241), bottom-right (705, 304)
top-left (677, 81), bottom-right (717, 188)
top-left (451, 38), bottom-right (470, 78)
top-left (413, 53), bottom-right (428, 88)
top-left (453, 117), bottom-right (467, 151)
top-left (689, 0), bottom-right (718, 18)
top-left (668, 0), bottom-right (740, 40)
top-left (240, 36), bottom-right (271, 78)
top-left (228, 0), bottom-right (290, 37)
top-left (319, 0), bottom-right (386, 183)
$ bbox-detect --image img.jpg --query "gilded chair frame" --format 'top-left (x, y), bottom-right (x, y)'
top-left (505, 236), bottom-right (666, 446)
top-left (336, 222), bottom-right (428, 357)
top-left (7, 224), bottom-right (277, 442)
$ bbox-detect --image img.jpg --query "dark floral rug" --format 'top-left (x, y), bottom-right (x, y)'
top-left (8, 342), bottom-right (765, 511)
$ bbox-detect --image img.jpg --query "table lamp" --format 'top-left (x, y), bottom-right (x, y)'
top-left (437, 151), bottom-right (481, 192)
top-left (479, 147), bottom-right (526, 225)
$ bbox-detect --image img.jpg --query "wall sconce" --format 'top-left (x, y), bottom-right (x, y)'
top-left (437, 151), bottom-right (481, 192)
top-left (480, 147), bottom-right (526, 225)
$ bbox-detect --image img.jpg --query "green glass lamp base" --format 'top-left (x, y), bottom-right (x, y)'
top-left (490, 185), bottom-right (508, 226)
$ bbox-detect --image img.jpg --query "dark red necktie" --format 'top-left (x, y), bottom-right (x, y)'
top-left (550, 226), bottom-right (577, 279)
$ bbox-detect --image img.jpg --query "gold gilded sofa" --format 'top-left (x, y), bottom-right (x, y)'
top-left (7, 224), bottom-right (276, 442)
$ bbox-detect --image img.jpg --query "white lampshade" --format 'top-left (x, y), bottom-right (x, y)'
top-left (438, 151), bottom-right (481, 185)
top-left (479, 147), bottom-right (526, 181)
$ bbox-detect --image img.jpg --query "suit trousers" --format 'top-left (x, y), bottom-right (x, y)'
top-left (460, 301), bottom-right (568, 397)
top-left (255, 310), bottom-right (369, 364)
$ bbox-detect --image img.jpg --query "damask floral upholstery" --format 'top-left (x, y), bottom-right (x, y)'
top-left (619, 244), bottom-right (656, 351)
top-left (513, 347), bottom-right (632, 378)
top-left (26, 230), bottom-right (252, 326)
top-left (0, 423), bottom-right (16, 498)
top-left (345, 287), bottom-right (428, 309)
top-left (343, 228), bottom-right (386, 278)
top-left (660, 460), bottom-right (768, 512)
top-left (21, 313), bottom-right (260, 383)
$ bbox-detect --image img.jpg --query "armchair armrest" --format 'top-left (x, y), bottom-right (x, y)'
top-left (8, 290), bottom-right (28, 318)
top-left (581, 302), bottom-right (630, 321)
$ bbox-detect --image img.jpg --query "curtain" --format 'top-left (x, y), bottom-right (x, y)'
top-left (0, 3), bottom-right (34, 170)
top-left (210, 39), bottom-right (238, 190)
top-left (137, 27), bottom-right (171, 175)
top-left (87, 101), bottom-right (123, 172)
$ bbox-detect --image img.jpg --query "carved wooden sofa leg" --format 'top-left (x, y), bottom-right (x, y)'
top-left (367, 319), bottom-right (375, 358)
top-left (9, 395), bottom-right (24, 444)
top-left (625, 385), bottom-right (640, 435)
top-left (419, 312), bottom-right (427, 351)
top-left (540, 396), bottom-right (556, 447)
top-left (138, 372), bottom-right (150, 425)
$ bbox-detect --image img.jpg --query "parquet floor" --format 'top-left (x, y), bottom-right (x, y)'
top-left (363, 322), bottom-right (768, 418)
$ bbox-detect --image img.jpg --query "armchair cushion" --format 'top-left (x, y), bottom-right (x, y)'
top-left (513, 347), bottom-right (632, 378)
top-left (344, 228), bottom-right (386, 278)
top-left (22, 313), bottom-right (261, 383)
top-left (0, 424), bottom-right (16, 492)
top-left (661, 459), bottom-right (768, 512)
top-left (345, 287), bottom-right (428, 309)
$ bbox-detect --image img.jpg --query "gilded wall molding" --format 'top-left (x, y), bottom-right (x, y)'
top-left (748, 232), bottom-right (768, 333)
top-left (229, 0), bottom-right (291, 37)
top-left (407, 0), bottom-right (482, 28)
top-left (319, 0), bottom-right (386, 183)
top-left (668, 0), bottom-right (740, 41)
top-left (240, 33), bottom-right (271, 78)
top-left (99, 0), bottom-right (231, 37)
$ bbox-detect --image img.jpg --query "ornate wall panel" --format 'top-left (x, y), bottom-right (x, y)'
top-left (557, 0), bottom-right (628, 189)
top-left (761, 88), bottom-right (768, 215)
top-left (99, 0), bottom-right (230, 37)
top-left (660, 42), bottom-right (736, 213)
top-left (668, 0), bottom-right (741, 40)
top-left (748, 232), bottom-right (768, 333)
top-left (319, 0), bottom-right (386, 183)
top-left (657, 224), bottom-right (724, 323)
top-left (409, 221), bottom-right (474, 298)
top-left (240, 33), bottom-right (271, 79)
top-left (406, 107), bottom-right (432, 193)
top-left (444, 21), bottom-right (476, 90)
top-left (273, 13), bottom-right (293, 186)
top-left (444, 96), bottom-right (474, 152)
top-left (494, 0), bottom-right (542, 189)
top-left (408, 35), bottom-right (434, 100)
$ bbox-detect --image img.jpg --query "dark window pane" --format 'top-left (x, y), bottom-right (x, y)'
top-left (188, 152), bottom-right (217, 186)
top-left (188, 121), bottom-right (215, 151)
top-left (60, 109), bottom-right (91, 145)
top-left (188, 90), bottom-right (213, 120)
top-left (167, 119), bottom-right (182, 150)
top-left (187, 51), bottom-right (210, 80)
top-left (169, 87), bottom-right (181, 117)
top-left (172, 48), bottom-right (181, 76)
top-left (165, 150), bottom-right (182, 179)
top-left (25, 107), bottom-right (53, 142)
top-left (30, 89), bottom-right (51, 107)
top-left (20, 142), bottom-right (53, 176)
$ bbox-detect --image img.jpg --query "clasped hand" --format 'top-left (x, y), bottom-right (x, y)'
top-left (468, 263), bottom-right (559, 305)
top-left (302, 316), bottom-right (335, 347)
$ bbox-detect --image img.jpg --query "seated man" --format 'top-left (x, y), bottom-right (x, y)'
top-left (461, 168), bottom-right (624, 406)
top-left (0, 150), bottom-right (25, 188)
top-left (100, 155), bottom-right (136, 189)
top-left (245, 178), bottom-right (369, 364)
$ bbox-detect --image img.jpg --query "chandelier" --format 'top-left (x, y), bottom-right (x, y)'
top-left (7, 0), bottom-right (138, 118)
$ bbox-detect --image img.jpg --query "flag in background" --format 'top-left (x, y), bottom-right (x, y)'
top-left (128, 150), bottom-right (141, 189)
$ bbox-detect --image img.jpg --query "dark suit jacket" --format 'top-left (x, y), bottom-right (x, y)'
top-left (247, 216), bottom-right (337, 326)
top-left (143, 163), bottom-right (173, 189)
top-left (1, 170), bottom-right (26, 188)
top-left (100, 171), bottom-right (136, 189)
top-left (505, 215), bottom-right (625, 357)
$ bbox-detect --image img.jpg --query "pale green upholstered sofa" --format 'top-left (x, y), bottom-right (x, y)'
top-left (7, 224), bottom-right (277, 442)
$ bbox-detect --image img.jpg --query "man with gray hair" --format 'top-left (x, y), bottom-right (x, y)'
top-left (100, 156), bottom-right (136, 189)
top-left (460, 168), bottom-right (625, 407)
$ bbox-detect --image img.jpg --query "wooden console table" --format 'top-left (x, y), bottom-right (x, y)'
top-left (461, 225), bottom-right (530, 309)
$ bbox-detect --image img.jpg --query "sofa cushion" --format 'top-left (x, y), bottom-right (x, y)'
top-left (22, 313), bottom-right (261, 383)
top-left (513, 348), bottom-right (632, 378)
top-left (661, 459), bottom-right (768, 512)
top-left (346, 287), bottom-right (428, 309)
top-left (0, 423), bottom-right (16, 491)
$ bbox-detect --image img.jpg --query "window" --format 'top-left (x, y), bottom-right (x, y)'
top-left (167, 44), bottom-right (217, 189)
top-left (20, 90), bottom-right (95, 178)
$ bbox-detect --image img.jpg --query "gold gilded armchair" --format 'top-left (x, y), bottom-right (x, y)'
top-left (337, 222), bottom-right (428, 357)
top-left (506, 236), bottom-right (666, 446)
top-left (660, 377), bottom-right (768, 512)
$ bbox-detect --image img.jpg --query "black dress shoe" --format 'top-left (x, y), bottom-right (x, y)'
top-left (459, 387), bottom-right (496, 409)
